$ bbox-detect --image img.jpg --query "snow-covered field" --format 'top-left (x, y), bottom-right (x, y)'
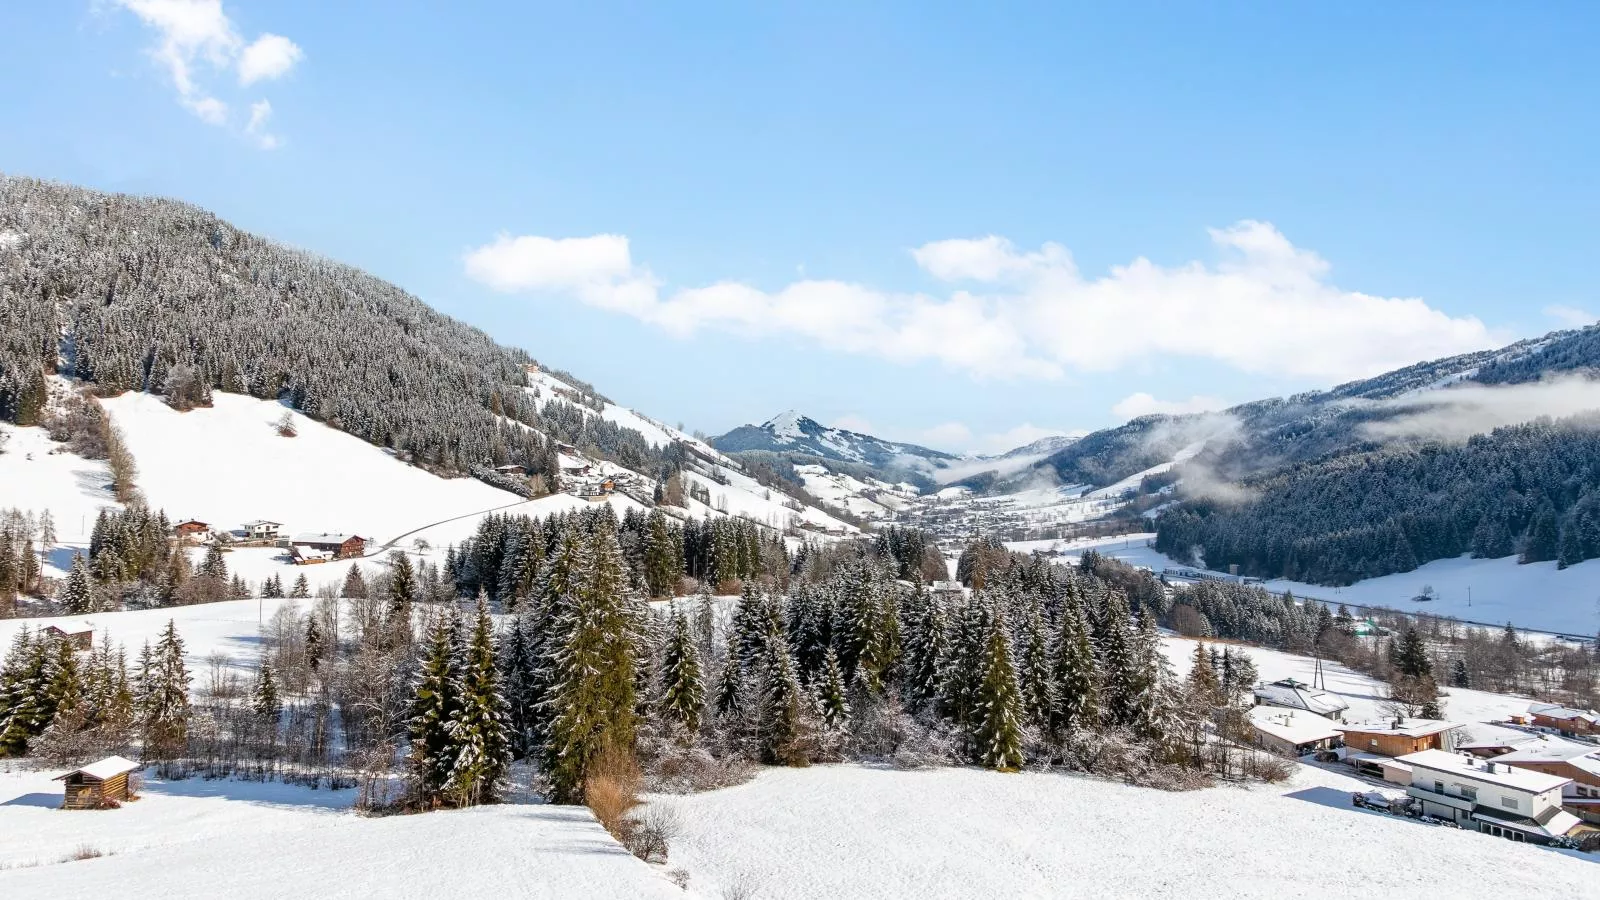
top-left (98, 391), bottom-right (521, 547)
top-left (0, 766), bottom-right (685, 899)
top-left (657, 762), bottom-right (1592, 900)
top-left (0, 420), bottom-right (117, 544)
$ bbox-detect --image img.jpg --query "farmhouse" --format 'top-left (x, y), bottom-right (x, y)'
top-left (1399, 749), bottom-right (1581, 844)
top-left (1528, 702), bottom-right (1600, 738)
top-left (242, 519), bottom-right (283, 541)
top-left (1252, 678), bottom-right (1351, 720)
top-left (1336, 717), bottom-right (1462, 758)
top-left (1247, 706), bottom-right (1343, 757)
top-left (494, 463), bottom-right (529, 477)
top-left (173, 519), bottom-right (210, 542)
top-left (55, 756), bottom-right (140, 809)
top-left (43, 625), bottom-right (93, 650)
top-left (291, 533), bottom-right (367, 560)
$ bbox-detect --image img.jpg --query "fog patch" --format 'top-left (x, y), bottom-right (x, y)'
top-left (1361, 376), bottom-right (1600, 443)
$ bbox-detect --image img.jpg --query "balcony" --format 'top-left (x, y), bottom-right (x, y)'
top-left (1407, 785), bottom-right (1476, 812)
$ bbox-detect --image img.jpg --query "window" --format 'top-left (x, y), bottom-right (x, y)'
top-left (1501, 796), bottom-right (1518, 810)
top-left (1457, 785), bottom-right (1477, 802)
top-left (1434, 780), bottom-right (1445, 795)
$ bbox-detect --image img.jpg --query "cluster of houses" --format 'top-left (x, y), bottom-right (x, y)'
top-left (1248, 676), bottom-right (1600, 845)
top-left (169, 518), bottom-right (368, 564)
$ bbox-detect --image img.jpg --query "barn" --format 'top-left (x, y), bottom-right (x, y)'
top-left (43, 625), bottom-right (93, 651)
top-left (55, 756), bottom-right (140, 809)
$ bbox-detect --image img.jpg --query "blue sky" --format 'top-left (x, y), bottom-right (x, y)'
top-left (2, 3), bottom-right (1597, 453)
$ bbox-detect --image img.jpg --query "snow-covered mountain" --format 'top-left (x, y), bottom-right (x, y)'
top-left (713, 411), bottom-right (957, 469)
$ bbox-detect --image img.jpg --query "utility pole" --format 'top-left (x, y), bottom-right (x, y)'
top-left (1467, 586), bottom-right (1472, 608)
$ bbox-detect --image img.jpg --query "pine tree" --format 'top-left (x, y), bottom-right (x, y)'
top-left (658, 604), bottom-right (705, 734)
top-left (261, 574), bottom-right (284, 599)
top-left (1049, 598), bottom-right (1100, 737)
top-left (389, 552), bottom-right (417, 615)
top-left (447, 598), bottom-right (512, 806)
top-left (1017, 606), bottom-right (1054, 729)
top-left (200, 544), bottom-right (228, 581)
top-left (142, 620), bottom-right (191, 760)
top-left (1450, 658), bottom-right (1470, 689)
top-left (252, 662), bottom-right (281, 736)
top-left (756, 631), bottom-right (809, 766)
top-left (59, 553), bottom-right (94, 614)
top-left (972, 611), bottom-right (1025, 771)
top-left (408, 614), bottom-right (462, 807)
top-left (543, 511), bottom-right (640, 803)
top-left (290, 573), bottom-right (310, 599)
top-left (815, 647), bottom-right (850, 729)
top-left (305, 616), bottom-right (324, 673)
top-left (341, 563), bottom-right (368, 599)
top-left (905, 592), bottom-right (948, 708)
top-left (1186, 641), bottom-right (1221, 706)
top-left (712, 629), bottom-right (745, 720)
top-left (1395, 627), bottom-right (1432, 680)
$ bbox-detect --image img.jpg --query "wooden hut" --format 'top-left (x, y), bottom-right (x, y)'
top-left (55, 756), bottom-right (140, 809)
top-left (43, 625), bottom-right (94, 651)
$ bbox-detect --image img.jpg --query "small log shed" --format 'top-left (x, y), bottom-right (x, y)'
top-left (54, 756), bottom-right (141, 809)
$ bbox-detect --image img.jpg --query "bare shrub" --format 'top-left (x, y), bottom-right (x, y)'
top-left (622, 803), bottom-right (680, 863)
top-left (720, 872), bottom-right (764, 900)
top-left (65, 844), bottom-right (104, 861)
top-left (667, 868), bottom-right (691, 890)
top-left (641, 740), bottom-right (757, 794)
top-left (276, 411), bottom-right (297, 437)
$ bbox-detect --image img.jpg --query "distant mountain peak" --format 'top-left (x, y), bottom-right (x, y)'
top-left (713, 411), bottom-right (956, 468)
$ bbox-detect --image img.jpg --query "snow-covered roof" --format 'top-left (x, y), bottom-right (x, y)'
top-left (1454, 721), bottom-right (1541, 752)
top-left (292, 532), bottom-right (362, 544)
top-left (1399, 749), bottom-right (1570, 793)
top-left (55, 755), bottom-right (140, 781)
top-left (1248, 707), bottom-right (1342, 746)
top-left (1496, 739), bottom-right (1600, 776)
top-left (1336, 718), bottom-right (1460, 738)
top-left (1252, 679), bottom-right (1351, 717)
top-left (1528, 702), bottom-right (1600, 725)
top-left (243, 519), bottom-right (282, 528)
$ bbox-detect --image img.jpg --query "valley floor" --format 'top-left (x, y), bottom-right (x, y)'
top-left (1011, 533), bottom-right (1600, 637)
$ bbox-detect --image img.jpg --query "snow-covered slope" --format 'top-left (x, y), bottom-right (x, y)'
top-left (0, 768), bottom-right (685, 900)
top-left (0, 419), bottom-right (117, 544)
top-left (100, 391), bottom-right (522, 546)
top-left (714, 411), bottom-right (957, 470)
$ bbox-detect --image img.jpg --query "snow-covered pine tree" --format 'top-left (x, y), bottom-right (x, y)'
top-left (905, 590), bottom-right (948, 709)
top-left (290, 573), bottom-right (310, 599)
top-left (408, 613), bottom-right (462, 807)
top-left (447, 598), bottom-right (511, 806)
top-left (658, 604), bottom-right (705, 734)
top-left (1017, 605), bottom-right (1054, 729)
top-left (1186, 641), bottom-right (1221, 707)
top-left (972, 609), bottom-right (1025, 771)
top-left (305, 615), bottom-right (324, 673)
top-left (542, 510), bottom-right (639, 803)
top-left (1049, 597), bottom-right (1100, 737)
top-left (756, 628), bottom-right (809, 765)
top-left (261, 573), bottom-right (284, 599)
top-left (938, 593), bottom-right (990, 727)
top-left (815, 646), bottom-right (850, 730)
top-left (200, 545), bottom-right (228, 581)
top-left (142, 619), bottom-right (191, 760)
top-left (59, 553), bottom-right (94, 614)
top-left (498, 615), bottom-right (539, 758)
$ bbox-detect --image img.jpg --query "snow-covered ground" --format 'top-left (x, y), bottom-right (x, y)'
top-left (0, 420), bottom-right (118, 545)
top-left (657, 763), bottom-right (1592, 900)
top-left (0, 766), bottom-right (685, 899)
top-left (98, 391), bottom-right (520, 547)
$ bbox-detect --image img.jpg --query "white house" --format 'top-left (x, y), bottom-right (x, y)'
top-left (1247, 706), bottom-right (1342, 757)
top-left (242, 520), bottom-right (283, 541)
top-left (1398, 749), bottom-right (1581, 844)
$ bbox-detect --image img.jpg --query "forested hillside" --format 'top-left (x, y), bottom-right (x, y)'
top-left (1155, 413), bottom-right (1600, 584)
top-left (0, 176), bottom-right (658, 479)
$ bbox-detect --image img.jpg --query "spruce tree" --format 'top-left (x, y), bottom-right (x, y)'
top-left (1017, 607), bottom-right (1054, 729)
top-left (815, 647), bottom-right (850, 729)
top-left (409, 613), bottom-right (462, 806)
top-left (341, 563), bottom-right (368, 599)
top-left (905, 592), bottom-right (948, 708)
top-left (756, 631), bottom-right (808, 766)
top-left (200, 544), bottom-right (228, 581)
top-left (59, 553), bottom-right (94, 614)
top-left (712, 629), bottom-right (745, 720)
top-left (252, 662), bottom-right (281, 735)
top-left (1186, 641), bottom-right (1221, 706)
top-left (543, 511), bottom-right (640, 803)
top-left (447, 599), bottom-right (511, 806)
top-left (290, 573), bottom-right (310, 599)
top-left (1049, 599), bottom-right (1100, 737)
top-left (142, 620), bottom-right (191, 760)
top-left (305, 615), bottom-right (324, 673)
top-left (659, 604), bottom-right (705, 734)
top-left (1450, 658), bottom-right (1470, 689)
top-left (1395, 627), bottom-right (1432, 680)
top-left (972, 612), bottom-right (1025, 771)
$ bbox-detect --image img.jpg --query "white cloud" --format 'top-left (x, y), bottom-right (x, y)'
top-left (238, 33), bottom-right (302, 85)
top-left (1361, 376), bottom-right (1600, 443)
top-left (829, 414), bottom-right (877, 435)
top-left (245, 99), bottom-right (279, 149)
top-left (111, 0), bottom-right (300, 144)
top-left (1545, 305), bottom-right (1595, 329)
top-left (464, 220), bottom-right (1503, 384)
top-left (1111, 392), bottom-right (1228, 420)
